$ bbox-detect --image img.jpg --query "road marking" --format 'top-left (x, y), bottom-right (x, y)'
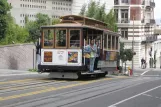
top-left (0, 79), bottom-right (35, 85)
top-left (0, 81), bottom-right (64, 91)
top-left (0, 77), bottom-right (127, 101)
top-left (141, 70), bottom-right (150, 75)
top-left (108, 84), bottom-right (161, 107)
top-left (143, 94), bottom-right (161, 100)
top-left (142, 93), bottom-right (153, 97)
top-left (0, 78), bottom-right (58, 85)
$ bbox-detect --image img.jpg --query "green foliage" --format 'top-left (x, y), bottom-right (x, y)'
top-left (124, 49), bottom-right (133, 61)
top-left (28, 69), bottom-right (38, 72)
top-left (80, 0), bottom-right (118, 32)
top-left (105, 9), bottom-right (118, 32)
top-left (0, 13), bottom-right (29, 45)
top-left (94, 3), bottom-right (106, 22)
top-left (0, 0), bottom-right (11, 41)
top-left (119, 42), bottom-right (134, 62)
top-left (86, 1), bottom-right (97, 18)
top-left (25, 13), bottom-right (50, 44)
top-left (79, 3), bottom-right (86, 16)
top-left (52, 18), bottom-right (60, 25)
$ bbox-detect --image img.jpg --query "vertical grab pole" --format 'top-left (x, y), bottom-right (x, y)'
top-left (89, 39), bottom-right (90, 44)
top-left (33, 49), bottom-right (35, 69)
top-left (37, 37), bottom-right (40, 67)
top-left (84, 39), bottom-right (85, 65)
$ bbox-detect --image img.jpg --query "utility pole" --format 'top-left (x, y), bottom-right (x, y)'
top-left (132, 15), bottom-right (134, 75)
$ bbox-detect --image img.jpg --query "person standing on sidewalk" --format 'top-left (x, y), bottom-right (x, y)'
top-left (141, 58), bottom-right (144, 69)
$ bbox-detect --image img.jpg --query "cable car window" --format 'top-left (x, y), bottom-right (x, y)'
top-left (69, 30), bottom-right (80, 48)
top-left (112, 35), bottom-right (115, 50)
top-left (116, 36), bottom-right (118, 49)
top-left (55, 29), bottom-right (67, 48)
top-left (108, 35), bottom-right (111, 50)
top-left (104, 34), bottom-right (107, 49)
top-left (43, 29), bottom-right (54, 48)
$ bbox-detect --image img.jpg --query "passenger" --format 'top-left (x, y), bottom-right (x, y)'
top-left (94, 41), bottom-right (100, 70)
top-left (83, 41), bottom-right (90, 67)
top-left (89, 40), bottom-right (97, 73)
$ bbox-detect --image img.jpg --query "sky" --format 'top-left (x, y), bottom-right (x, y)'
top-left (154, 0), bottom-right (161, 24)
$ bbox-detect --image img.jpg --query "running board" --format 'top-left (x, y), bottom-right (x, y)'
top-left (48, 72), bottom-right (78, 79)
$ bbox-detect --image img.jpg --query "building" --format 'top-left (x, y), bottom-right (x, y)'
top-left (7, 0), bottom-right (72, 27)
top-left (114, 0), bottom-right (156, 68)
top-left (7, 0), bottom-right (114, 27)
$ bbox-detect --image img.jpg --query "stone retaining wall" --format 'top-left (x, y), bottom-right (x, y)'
top-left (0, 43), bottom-right (36, 70)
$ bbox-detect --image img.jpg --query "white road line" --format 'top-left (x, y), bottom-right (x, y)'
top-left (141, 70), bottom-right (150, 75)
top-left (142, 93), bottom-right (153, 97)
top-left (108, 84), bottom-right (161, 107)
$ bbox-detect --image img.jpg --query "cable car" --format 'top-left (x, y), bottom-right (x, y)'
top-left (37, 15), bottom-right (120, 79)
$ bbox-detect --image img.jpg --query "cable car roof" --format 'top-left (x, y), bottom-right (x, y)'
top-left (41, 15), bottom-right (121, 36)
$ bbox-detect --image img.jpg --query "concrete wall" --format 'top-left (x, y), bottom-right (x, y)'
top-left (0, 44), bottom-right (36, 70)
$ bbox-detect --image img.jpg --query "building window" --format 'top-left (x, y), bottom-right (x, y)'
top-left (114, 0), bottom-right (119, 5)
top-left (130, 7), bottom-right (141, 20)
top-left (121, 28), bottom-right (128, 39)
top-left (121, 9), bottom-right (128, 23)
top-left (122, 0), bottom-right (128, 3)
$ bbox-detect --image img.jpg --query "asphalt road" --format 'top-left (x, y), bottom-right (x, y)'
top-left (133, 68), bottom-right (161, 76)
top-left (0, 72), bottom-right (161, 107)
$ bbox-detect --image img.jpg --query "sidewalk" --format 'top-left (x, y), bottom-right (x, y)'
top-left (0, 69), bottom-right (38, 76)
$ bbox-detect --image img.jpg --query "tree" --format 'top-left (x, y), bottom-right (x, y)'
top-left (79, 1), bottom-right (118, 32)
top-left (79, 3), bottom-right (86, 16)
top-left (26, 13), bottom-right (50, 45)
top-left (119, 42), bottom-right (135, 73)
top-left (0, 0), bottom-right (11, 41)
top-left (0, 12), bottom-right (29, 45)
top-left (94, 3), bottom-right (106, 21)
top-left (86, 0), bottom-right (97, 18)
top-left (52, 18), bottom-right (60, 25)
top-left (105, 9), bottom-right (118, 32)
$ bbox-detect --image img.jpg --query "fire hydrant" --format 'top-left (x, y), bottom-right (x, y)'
top-left (128, 67), bottom-right (132, 76)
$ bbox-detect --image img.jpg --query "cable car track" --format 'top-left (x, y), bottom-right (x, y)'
top-left (2, 77), bottom-right (157, 107)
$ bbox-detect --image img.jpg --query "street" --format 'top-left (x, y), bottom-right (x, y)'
top-left (0, 69), bottom-right (161, 107)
